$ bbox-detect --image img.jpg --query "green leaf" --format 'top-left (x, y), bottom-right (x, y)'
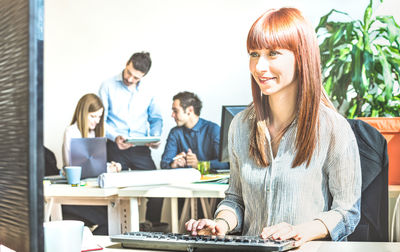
top-left (316, 9), bottom-right (350, 32)
top-left (371, 109), bottom-right (379, 117)
top-left (376, 45), bottom-right (394, 100)
top-left (348, 101), bottom-right (357, 119)
top-left (351, 40), bottom-right (364, 96)
top-left (318, 0), bottom-right (400, 118)
top-left (361, 64), bottom-right (369, 92)
top-left (376, 16), bottom-right (400, 45)
top-left (316, 9), bottom-right (335, 32)
top-left (362, 50), bottom-right (374, 72)
top-left (332, 26), bottom-right (346, 45)
top-left (363, 5), bottom-right (372, 30)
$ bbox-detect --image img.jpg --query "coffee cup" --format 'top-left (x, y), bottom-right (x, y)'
top-left (43, 220), bottom-right (84, 252)
top-left (64, 166), bottom-right (82, 186)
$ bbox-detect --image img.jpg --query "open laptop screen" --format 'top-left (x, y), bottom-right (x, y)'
top-left (70, 137), bottom-right (107, 179)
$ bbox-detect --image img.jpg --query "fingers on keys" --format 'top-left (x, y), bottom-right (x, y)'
top-left (261, 222), bottom-right (296, 240)
top-left (185, 219), bottom-right (216, 236)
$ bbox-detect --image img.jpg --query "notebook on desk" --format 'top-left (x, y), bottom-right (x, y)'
top-left (70, 137), bottom-right (107, 179)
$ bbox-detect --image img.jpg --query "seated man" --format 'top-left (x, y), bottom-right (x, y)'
top-left (161, 91), bottom-right (229, 171)
top-left (161, 91), bottom-right (229, 220)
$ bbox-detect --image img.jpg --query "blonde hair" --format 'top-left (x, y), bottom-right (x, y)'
top-left (70, 93), bottom-right (104, 138)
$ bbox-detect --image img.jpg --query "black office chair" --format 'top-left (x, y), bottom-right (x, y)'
top-left (347, 119), bottom-right (389, 242)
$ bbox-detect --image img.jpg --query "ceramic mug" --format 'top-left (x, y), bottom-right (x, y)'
top-left (43, 220), bottom-right (84, 252)
top-left (64, 166), bottom-right (82, 186)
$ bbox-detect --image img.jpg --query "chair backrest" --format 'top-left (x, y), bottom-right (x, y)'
top-left (358, 117), bottom-right (400, 185)
top-left (347, 119), bottom-right (388, 242)
top-left (44, 146), bottom-right (59, 176)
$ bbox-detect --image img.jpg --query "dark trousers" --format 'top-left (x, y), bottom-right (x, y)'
top-left (62, 205), bottom-right (108, 235)
top-left (107, 140), bottom-right (163, 223)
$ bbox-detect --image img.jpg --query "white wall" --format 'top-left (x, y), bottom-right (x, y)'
top-left (44, 0), bottom-right (399, 169)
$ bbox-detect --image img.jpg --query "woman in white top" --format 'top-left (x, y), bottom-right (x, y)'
top-left (62, 93), bottom-right (104, 167)
top-left (186, 7), bottom-right (361, 246)
top-left (61, 93), bottom-right (108, 234)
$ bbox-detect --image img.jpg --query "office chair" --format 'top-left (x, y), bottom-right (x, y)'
top-left (347, 119), bottom-right (389, 242)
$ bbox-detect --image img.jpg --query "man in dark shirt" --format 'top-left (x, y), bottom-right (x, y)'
top-left (161, 91), bottom-right (229, 171)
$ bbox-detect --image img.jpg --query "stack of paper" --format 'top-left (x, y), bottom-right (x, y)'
top-left (196, 174), bottom-right (230, 184)
top-left (98, 168), bottom-right (201, 188)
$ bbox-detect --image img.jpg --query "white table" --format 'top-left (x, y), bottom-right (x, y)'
top-left (94, 235), bottom-right (400, 252)
top-left (43, 181), bottom-right (122, 235)
top-left (44, 181), bottom-right (228, 235)
top-left (117, 183), bottom-right (228, 233)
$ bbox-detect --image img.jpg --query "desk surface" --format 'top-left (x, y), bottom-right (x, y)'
top-left (118, 183), bottom-right (228, 198)
top-left (44, 184), bottom-right (119, 197)
top-left (95, 236), bottom-right (400, 252)
top-left (43, 183), bottom-right (399, 197)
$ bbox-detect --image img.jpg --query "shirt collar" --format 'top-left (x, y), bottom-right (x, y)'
top-left (189, 118), bottom-right (204, 132)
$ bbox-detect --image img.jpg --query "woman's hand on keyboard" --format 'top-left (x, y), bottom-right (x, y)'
top-left (260, 220), bottom-right (329, 247)
top-left (185, 219), bottom-right (227, 236)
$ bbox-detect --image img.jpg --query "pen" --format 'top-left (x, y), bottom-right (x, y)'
top-left (173, 154), bottom-right (185, 160)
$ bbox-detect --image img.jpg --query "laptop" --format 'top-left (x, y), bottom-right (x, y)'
top-left (70, 137), bottom-right (107, 179)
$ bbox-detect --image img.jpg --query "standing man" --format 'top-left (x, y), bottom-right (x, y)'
top-left (161, 91), bottom-right (229, 171)
top-left (99, 51), bottom-right (163, 229)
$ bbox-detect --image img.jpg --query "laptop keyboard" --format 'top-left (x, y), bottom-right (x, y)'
top-left (110, 231), bottom-right (297, 251)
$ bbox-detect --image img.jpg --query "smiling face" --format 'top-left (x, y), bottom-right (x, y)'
top-left (87, 108), bottom-right (103, 130)
top-left (249, 48), bottom-right (297, 96)
top-left (171, 99), bottom-right (190, 127)
top-left (122, 62), bottom-right (145, 87)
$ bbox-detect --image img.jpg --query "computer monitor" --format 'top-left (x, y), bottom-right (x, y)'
top-left (0, 0), bottom-right (44, 251)
top-left (219, 105), bottom-right (248, 163)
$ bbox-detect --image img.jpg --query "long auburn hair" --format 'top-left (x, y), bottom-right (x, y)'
top-left (246, 8), bottom-right (334, 168)
top-left (70, 93), bottom-right (105, 138)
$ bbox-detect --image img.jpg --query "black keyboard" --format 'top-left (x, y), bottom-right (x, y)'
top-left (110, 231), bottom-right (297, 251)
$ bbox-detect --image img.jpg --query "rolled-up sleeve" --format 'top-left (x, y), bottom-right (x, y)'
top-left (316, 126), bottom-right (362, 241)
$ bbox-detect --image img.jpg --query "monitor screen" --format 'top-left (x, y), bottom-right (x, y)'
top-left (219, 105), bottom-right (248, 163)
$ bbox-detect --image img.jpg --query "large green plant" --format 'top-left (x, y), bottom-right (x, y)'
top-left (316, 0), bottom-right (400, 118)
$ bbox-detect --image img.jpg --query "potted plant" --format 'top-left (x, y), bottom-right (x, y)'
top-left (316, 0), bottom-right (400, 118)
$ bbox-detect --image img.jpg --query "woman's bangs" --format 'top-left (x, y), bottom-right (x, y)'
top-left (247, 13), bottom-right (296, 51)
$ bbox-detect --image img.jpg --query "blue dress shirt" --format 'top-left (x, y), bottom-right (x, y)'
top-left (99, 73), bottom-right (163, 141)
top-left (161, 118), bottom-right (229, 170)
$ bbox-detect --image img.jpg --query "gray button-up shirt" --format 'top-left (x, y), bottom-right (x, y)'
top-left (215, 104), bottom-right (361, 241)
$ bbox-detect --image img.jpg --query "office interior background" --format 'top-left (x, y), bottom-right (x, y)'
top-left (44, 0), bottom-right (400, 169)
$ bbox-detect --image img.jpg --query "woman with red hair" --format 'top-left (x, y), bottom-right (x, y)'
top-left (186, 7), bottom-right (361, 246)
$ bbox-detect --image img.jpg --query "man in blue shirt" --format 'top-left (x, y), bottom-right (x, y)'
top-left (161, 91), bottom-right (229, 171)
top-left (161, 91), bottom-right (229, 219)
top-left (99, 52), bottom-right (163, 229)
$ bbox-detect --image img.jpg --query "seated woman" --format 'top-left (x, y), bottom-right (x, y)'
top-left (62, 93), bottom-right (104, 166)
top-left (61, 93), bottom-right (108, 235)
top-left (186, 7), bottom-right (361, 247)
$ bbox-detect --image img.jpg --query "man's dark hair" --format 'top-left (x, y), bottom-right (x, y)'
top-left (173, 91), bottom-right (202, 116)
top-left (127, 51), bottom-right (152, 75)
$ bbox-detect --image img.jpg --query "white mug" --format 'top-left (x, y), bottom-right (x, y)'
top-left (43, 220), bottom-right (84, 252)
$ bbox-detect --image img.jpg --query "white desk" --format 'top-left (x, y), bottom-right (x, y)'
top-left (43, 182), bottom-right (122, 235)
top-left (117, 183), bottom-right (228, 233)
top-left (95, 235), bottom-right (400, 252)
top-left (44, 181), bottom-right (228, 235)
